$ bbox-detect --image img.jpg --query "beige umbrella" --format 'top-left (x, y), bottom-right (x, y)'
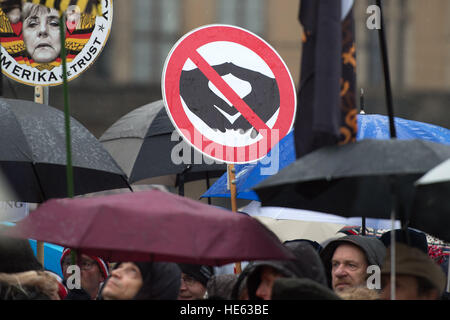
top-left (253, 216), bottom-right (345, 244)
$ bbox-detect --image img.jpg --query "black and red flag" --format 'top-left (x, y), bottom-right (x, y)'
top-left (294, 0), bottom-right (357, 158)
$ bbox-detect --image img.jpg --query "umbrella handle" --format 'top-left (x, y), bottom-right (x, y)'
top-left (375, 0), bottom-right (397, 139)
top-left (447, 258), bottom-right (450, 292)
top-left (36, 241), bottom-right (44, 266)
top-left (34, 87), bottom-right (47, 266)
top-left (390, 192), bottom-right (397, 300)
top-left (228, 165), bottom-right (237, 212)
top-left (206, 172), bottom-right (211, 205)
top-left (178, 173), bottom-right (185, 196)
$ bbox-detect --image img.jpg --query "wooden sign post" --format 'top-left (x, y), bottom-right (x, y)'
top-left (227, 164), bottom-right (241, 274)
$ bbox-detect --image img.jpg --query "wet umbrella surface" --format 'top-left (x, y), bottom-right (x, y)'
top-left (3, 189), bottom-right (294, 265)
top-left (254, 139), bottom-right (450, 222)
top-left (100, 100), bottom-right (226, 185)
top-left (0, 98), bottom-right (130, 203)
top-left (202, 115), bottom-right (450, 201)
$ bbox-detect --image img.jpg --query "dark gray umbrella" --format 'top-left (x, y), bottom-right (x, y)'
top-left (253, 139), bottom-right (450, 222)
top-left (410, 159), bottom-right (450, 242)
top-left (99, 100), bottom-right (226, 194)
top-left (0, 98), bottom-right (130, 203)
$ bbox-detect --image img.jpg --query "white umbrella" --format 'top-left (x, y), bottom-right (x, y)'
top-left (413, 158), bottom-right (450, 292)
top-left (241, 201), bottom-right (401, 230)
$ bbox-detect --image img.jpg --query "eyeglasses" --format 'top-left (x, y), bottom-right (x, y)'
top-left (181, 275), bottom-right (197, 286)
top-left (62, 259), bottom-right (96, 270)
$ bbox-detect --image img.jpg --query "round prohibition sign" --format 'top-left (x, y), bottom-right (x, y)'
top-left (162, 24), bottom-right (296, 164)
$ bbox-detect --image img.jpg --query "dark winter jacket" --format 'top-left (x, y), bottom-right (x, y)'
top-left (271, 277), bottom-right (342, 300)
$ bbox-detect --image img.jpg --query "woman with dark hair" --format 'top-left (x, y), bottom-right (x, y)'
top-left (99, 261), bottom-right (181, 300)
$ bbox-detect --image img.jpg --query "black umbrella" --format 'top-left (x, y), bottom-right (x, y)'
top-left (253, 139), bottom-right (450, 223)
top-left (0, 98), bottom-right (130, 203)
top-left (99, 100), bottom-right (226, 196)
top-left (410, 159), bottom-right (450, 242)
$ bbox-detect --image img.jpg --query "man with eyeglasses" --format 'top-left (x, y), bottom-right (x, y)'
top-left (177, 264), bottom-right (214, 300)
top-left (60, 248), bottom-right (109, 300)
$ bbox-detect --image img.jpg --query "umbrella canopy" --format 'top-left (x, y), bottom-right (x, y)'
top-left (253, 216), bottom-right (346, 244)
top-left (3, 190), bottom-right (294, 265)
top-left (410, 159), bottom-right (450, 242)
top-left (0, 98), bottom-right (129, 203)
top-left (253, 139), bottom-right (450, 221)
top-left (202, 114), bottom-right (450, 201)
top-left (99, 100), bottom-right (226, 184)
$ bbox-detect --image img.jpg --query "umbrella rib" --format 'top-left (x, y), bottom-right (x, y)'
top-left (31, 164), bottom-right (47, 201)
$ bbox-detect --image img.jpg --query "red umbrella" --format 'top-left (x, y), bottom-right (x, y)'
top-left (3, 190), bottom-right (294, 265)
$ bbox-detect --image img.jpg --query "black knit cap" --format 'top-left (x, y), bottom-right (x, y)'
top-left (178, 263), bottom-right (214, 287)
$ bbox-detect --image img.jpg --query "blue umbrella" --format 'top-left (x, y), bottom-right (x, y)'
top-left (358, 114), bottom-right (450, 143)
top-left (201, 114), bottom-right (450, 201)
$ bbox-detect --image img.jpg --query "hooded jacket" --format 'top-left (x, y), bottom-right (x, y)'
top-left (230, 261), bottom-right (255, 300)
top-left (320, 235), bottom-right (386, 288)
top-left (246, 240), bottom-right (328, 300)
top-left (206, 274), bottom-right (238, 300)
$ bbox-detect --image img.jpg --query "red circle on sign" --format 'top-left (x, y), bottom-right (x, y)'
top-left (162, 24), bottom-right (296, 164)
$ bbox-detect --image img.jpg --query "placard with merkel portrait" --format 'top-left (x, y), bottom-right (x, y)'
top-left (0, 0), bottom-right (112, 86)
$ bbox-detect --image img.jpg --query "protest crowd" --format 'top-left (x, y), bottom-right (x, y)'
top-left (0, 225), bottom-right (449, 301)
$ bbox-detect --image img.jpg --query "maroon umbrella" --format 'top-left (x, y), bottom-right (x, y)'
top-left (4, 190), bottom-right (294, 265)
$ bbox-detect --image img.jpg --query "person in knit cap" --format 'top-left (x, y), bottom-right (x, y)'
top-left (177, 263), bottom-right (214, 300)
top-left (320, 235), bottom-right (386, 293)
top-left (60, 248), bottom-right (109, 300)
top-left (380, 242), bottom-right (446, 300)
top-left (245, 240), bottom-right (328, 300)
top-left (99, 261), bottom-right (181, 300)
